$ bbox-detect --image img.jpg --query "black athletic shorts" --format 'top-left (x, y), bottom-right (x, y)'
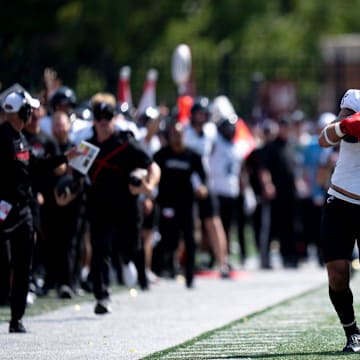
top-left (142, 206), bottom-right (158, 230)
top-left (197, 192), bottom-right (219, 220)
top-left (320, 195), bottom-right (360, 262)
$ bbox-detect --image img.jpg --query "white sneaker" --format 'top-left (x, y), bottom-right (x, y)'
top-left (26, 292), bottom-right (36, 306)
top-left (121, 261), bottom-right (138, 287)
top-left (146, 269), bottom-right (159, 284)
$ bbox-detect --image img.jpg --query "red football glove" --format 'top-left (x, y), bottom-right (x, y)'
top-left (339, 112), bottom-right (360, 138)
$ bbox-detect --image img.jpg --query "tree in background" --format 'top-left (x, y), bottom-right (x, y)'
top-left (2, 0), bottom-right (360, 116)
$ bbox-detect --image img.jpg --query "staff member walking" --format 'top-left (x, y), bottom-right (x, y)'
top-left (83, 95), bottom-right (160, 314)
top-left (0, 90), bottom-right (81, 333)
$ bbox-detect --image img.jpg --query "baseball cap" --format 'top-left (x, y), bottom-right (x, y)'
top-left (2, 91), bottom-right (40, 113)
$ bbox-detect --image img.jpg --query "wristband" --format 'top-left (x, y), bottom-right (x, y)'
top-left (334, 122), bottom-right (345, 138)
top-left (323, 127), bottom-right (339, 146)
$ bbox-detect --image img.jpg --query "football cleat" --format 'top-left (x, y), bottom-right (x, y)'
top-left (343, 333), bottom-right (360, 352)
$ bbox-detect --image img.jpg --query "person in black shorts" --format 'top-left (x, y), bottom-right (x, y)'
top-left (183, 97), bottom-right (229, 277)
top-left (319, 88), bottom-right (360, 352)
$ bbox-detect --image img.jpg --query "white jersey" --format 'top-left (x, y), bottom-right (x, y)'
top-left (183, 121), bottom-right (217, 157)
top-left (39, 115), bottom-right (53, 136)
top-left (208, 136), bottom-right (248, 198)
top-left (183, 121), bottom-right (217, 174)
top-left (328, 89), bottom-right (360, 204)
top-left (40, 114), bottom-right (92, 144)
top-left (328, 141), bottom-right (360, 204)
top-left (138, 127), bottom-right (161, 156)
top-left (64, 116), bottom-right (140, 145)
top-left (71, 124), bottom-right (94, 144)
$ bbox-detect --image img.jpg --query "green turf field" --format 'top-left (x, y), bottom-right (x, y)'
top-left (141, 276), bottom-right (360, 360)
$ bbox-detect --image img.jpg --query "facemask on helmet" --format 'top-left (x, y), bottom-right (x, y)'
top-left (218, 115), bottom-right (237, 142)
top-left (50, 86), bottom-right (77, 111)
top-left (190, 96), bottom-right (210, 126)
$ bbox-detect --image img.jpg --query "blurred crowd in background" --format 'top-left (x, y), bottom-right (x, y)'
top-left (0, 67), bottom-right (340, 311)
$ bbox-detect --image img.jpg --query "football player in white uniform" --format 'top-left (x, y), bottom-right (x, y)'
top-left (319, 89), bottom-right (360, 352)
top-left (183, 97), bottom-right (229, 277)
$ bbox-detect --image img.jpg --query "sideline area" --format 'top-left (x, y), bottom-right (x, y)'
top-left (0, 262), bottom-right (327, 360)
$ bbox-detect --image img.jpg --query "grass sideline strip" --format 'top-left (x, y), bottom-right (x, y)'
top-left (141, 275), bottom-right (360, 360)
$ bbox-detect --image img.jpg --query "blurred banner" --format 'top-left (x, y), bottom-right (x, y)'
top-left (117, 66), bottom-right (133, 108)
top-left (263, 80), bottom-right (297, 120)
top-left (136, 69), bottom-right (158, 116)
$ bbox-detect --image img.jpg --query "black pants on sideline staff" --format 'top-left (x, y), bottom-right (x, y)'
top-left (90, 214), bottom-right (141, 300)
top-left (0, 206), bottom-right (34, 321)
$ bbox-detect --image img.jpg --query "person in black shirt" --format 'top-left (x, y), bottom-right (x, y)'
top-left (245, 119), bottom-right (279, 269)
top-left (84, 98), bottom-right (160, 314)
top-left (48, 111), bottom-right (85, 298)
top-left (22, 104), bottom-right (62, 297)
top-left (0, 90), bottom-right (81, 333)
top-left (259, 118), bottom-right (299, 268)
top-left (154, 120), bottom-right (208, 288)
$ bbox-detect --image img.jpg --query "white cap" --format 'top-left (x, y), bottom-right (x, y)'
top-left (2, 91), bottom-right (40, 113)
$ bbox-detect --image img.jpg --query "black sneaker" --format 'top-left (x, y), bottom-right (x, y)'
top-left (343, 333), bottom-right (360, 352)
top-left (219, 264), bottom-right (231, 279)
top-left (9, 320), bottom-right (27, 333)
top-left (94, 300), bottom-right (112, 315)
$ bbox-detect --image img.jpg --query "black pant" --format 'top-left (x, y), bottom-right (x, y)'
top-left (252, 199), bottom-right (272, 268)
top-left (301, 197), bottom-right (324, 264)
top-left (90, 214), bottom-right (141, 300)
top-left (158, 204), bottom-right (196, 286)
top-left (0, 206), bottom-right (34, 321)
top-left (270, 197), bottom-right (298, 265)
top-left (41, 200), bottom-right (82, 288)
